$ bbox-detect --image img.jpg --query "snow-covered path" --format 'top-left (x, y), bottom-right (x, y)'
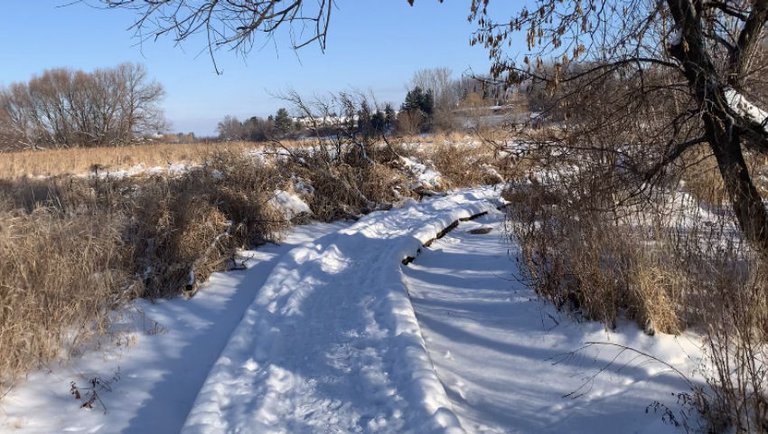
top-left (182, 189), bottom-right (499, 433)
top-left (404, 210), bottom-right (704, 434)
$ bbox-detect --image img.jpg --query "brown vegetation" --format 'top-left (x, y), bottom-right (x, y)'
top-left (0, 141), bottom-right (255, 179)
top-left (422, 142), bottom-right (505, 188)
top-left (0, 151), bottom-right (289, 389)
top-left (0, 207), bottom-right (131, 390)
top-left (0, 133), bottom-right (482, 180)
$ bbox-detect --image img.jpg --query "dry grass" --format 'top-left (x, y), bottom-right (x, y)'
top-left (629, 263), bottom-right (686, 335)
top-left (0, 141), bottom-right (246, 179)
top-left (127, 153), bottom-right (288, 298)
top-left (395, 131), bottom-right (477, 147)
top-left (0, 140), bottom-right (325, 180)
top-left (680, 148), bottom-right (768, 207)
top-left (0, 132), bottom-right (484, 180)
top-left (679, 150), bottom-right (728, 206)
top-left (423, 142), bottom-right (504, 188)
top-left (0, 151), bottom-right (289, 388)
top-left (0, 207), bottom-right (132, 389)
top-left (280, 145), bottom-right (413, 221)
top-left (503, 153), bottom-right (768, 431)
top-left (503, 174), bottom-right (690, 335)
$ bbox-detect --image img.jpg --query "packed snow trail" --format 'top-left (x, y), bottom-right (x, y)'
top-left (403, 209), bottom-right (704, 433)
top-left (182, 189), bottom-right (500, 433)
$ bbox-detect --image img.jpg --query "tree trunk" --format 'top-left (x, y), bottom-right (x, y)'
top-left (706, 110), bottom-right (768, 254)
top-left (666, 0), bottom-right (768, 255)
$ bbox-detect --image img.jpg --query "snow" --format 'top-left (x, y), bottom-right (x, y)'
top-left (724, 87), bottom-right (768, 133)
top-left (0, 187), bottom-right (706, 433)
top-left (182, 188), bottom-right (498, 434)
top-left (268, 190), bottom-right (312, 220)
top-left (291, 175), bottom-right (314, 195)
top-left (401, 156), bottom-right (444, 189)
top-left (0, 222), bottom-right (348, 433)
top-left (669, 28), bottom-right (682, 46)
top-left (404, 210), bottom-right (704, 433)
top-left (79, 162), bottom-right (196, 180)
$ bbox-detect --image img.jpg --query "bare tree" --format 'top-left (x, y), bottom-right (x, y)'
top-left (411, 68), bottom-right (457, 107)
top-left (115, 63), bottom-right (167, 138)
top-left (0, 63), bottom-right (165, 149)
top-left (469, 0), bottom-right (768, 253)
top-left (217, 115), bottom-right (246, 141)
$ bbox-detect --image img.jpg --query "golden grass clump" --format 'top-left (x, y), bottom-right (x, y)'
top-left (628, 262), bottom-right (686, 335)
top-left (0, 207), bottom-right (132, 389)
top-left (421, 142), bottom-right (503, 188)
top-left (504, 181), bottom-right (687, 334)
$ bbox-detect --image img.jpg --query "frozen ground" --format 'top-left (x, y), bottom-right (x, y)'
top-left (0, 188), bottom-right (704, 433)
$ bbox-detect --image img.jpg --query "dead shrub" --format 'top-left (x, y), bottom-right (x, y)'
top-left (129, 179), bottom-right (232, 298)
top-left (676, 225), bottom-right (768, 432)
top-left (696, 262), bottom-right (768, 433)
top-left (504, 152), bottom-right (768, 431)
top-left (279, 146), bottom-right (411, 222)
top-left (130, 152), bottom-right (287, 297)
top-left (203, 152), bottom-right (288, 246)
top-left (0, 151), bottom-right (290, 388)
top-left (359, 162), bottom-right (410, 205)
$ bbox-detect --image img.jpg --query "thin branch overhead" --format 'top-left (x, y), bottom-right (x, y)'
top-left (95, 1), bottom-right (335, 73)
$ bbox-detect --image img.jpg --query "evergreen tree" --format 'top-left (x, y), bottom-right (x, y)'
top-left (274, 108), bottom-right (293, 135)
top-left (402, 86), bottom-right (425, 112)
top-left (400, 86), bottom-right (435, 133)
top-left (357, 100), bottom-right (373, 137)
top-left (384, 104), bottom-right (396, 129)
top-left (422, 89), bottom-right (434, 116)
top-left (370, 110), bottom-right (386, 134)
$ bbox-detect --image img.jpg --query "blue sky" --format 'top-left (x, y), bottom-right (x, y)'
top-left (0, 1), bottom-right (523, 136)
